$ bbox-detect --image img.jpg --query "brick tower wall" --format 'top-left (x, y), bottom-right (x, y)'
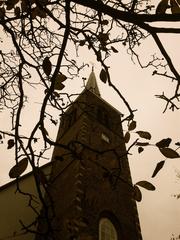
top-left (36, 90), bottom-right (142, 240)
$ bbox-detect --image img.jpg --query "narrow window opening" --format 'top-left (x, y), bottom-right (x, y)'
top-left (97, 107), bottom-right (110, 128)
top-left (62, 108), bottom-right (77, 131)
top-left (99, 218), bottom-right (118, 240)
top-left (101, 133), bottom-right (110, 143)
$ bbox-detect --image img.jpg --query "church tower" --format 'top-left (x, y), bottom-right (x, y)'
top-left (36, 70), bottom-right (142, 240)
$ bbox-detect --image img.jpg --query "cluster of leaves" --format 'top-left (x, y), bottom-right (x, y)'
top-left (42, 57), bottom-right (67, 91)
top-left (133, 180), bottom-right (155, 202)
top-left (125, 120), bottom-right (151, 153)
top-left (152, 139), bottom-right (180, 177)
top-left (122, 120), bottom-right (180, 201)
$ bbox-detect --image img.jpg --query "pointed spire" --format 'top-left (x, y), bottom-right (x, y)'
top-left (85, 68), bottom-right (101, 97)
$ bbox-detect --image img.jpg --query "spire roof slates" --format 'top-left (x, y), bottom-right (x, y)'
top-left (85, 70), bottom-right (101, 97)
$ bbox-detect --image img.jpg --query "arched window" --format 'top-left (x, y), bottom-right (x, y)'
top-left (99, 218), bottom-right (118, 240)
top-left (97, 107), bottom-right (109, 127)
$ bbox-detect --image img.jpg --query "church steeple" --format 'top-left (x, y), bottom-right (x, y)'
top-left (85, 68), bottom-right (101, 97)
top-left (36, 70), bottom-right (142, 240)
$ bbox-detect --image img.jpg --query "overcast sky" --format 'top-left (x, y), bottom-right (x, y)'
top-left (0, 4), bottom-right (180, 239)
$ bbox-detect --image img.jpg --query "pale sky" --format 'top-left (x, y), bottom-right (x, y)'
top-left (0, 3), bottom-right (180, 239)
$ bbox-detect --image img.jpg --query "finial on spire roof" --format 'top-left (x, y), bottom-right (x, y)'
top-left (90, 61), bottom-right (94, 72)
top-left (85, 69), bottom-right (101, 97)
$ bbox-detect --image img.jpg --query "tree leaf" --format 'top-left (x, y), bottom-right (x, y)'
top-left (135, 180), bottom-right (156, 191)
top-left (128, 120), bottom-right (136, 131)
top-left (36, 7), bottom-right (46, 18)
top-left (101, 19), bottom-right (109, 25)
top-left (7, 139), bottom-right (14, 149)
top-left (138, 147), bottom-right (144, 154)
top-left (42, 57), bottom-right (52, 76)
top-left (53, 91), bottom-right (60, 98)
top-left (175, 142), bottom-right (180, 146)
top-left (99, 69), bottom-right (107, 83)
top-left (6, 0), bottom-right (18, 11)
top-left (32, 6), bottom-right (46, 18)
top-left (159, 147), bottom-right (180, 158)
top-left (98, 33), bottom-right (109, 43)
top-left (170, 0), bottom-right (180, 14)
top-left (152, 160), bottom-right (165, 178)
top-left (55, 73), bottom-right (67, 82)
top-left (0, 7), bottom-right (5, 18)
top-left (133, 185), bottom-right (142, 202)
top-left (14, 6), bottom-right (20, 17)
top-left (79, 40), bottom-right (86, 46)
top-left (31, 7), bottom-right (39, 19)
top-left (156, 0), bottom-right (169, 14)
top-left (96, 51), bottom-right (102, 62)
top-left (9, 158), bottom-right (28, 178)
top-left (136, 142), bottom-right (149, 146)
top-left (21, 0), bottom-right (29, 12)
top-left (111, 46), bottom-right (118, 53)
top-left (124, 131), bottom-right (130, 143)
top-left (54, 81), bottom-right (65, 90)
top-left (136, 131), bottom-right (151, 140)
top-left (156, 138), bottom-right (172, 148)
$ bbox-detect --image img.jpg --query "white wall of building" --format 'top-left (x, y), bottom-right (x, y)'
top-left (0, 164), bottom-right (51, 240)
